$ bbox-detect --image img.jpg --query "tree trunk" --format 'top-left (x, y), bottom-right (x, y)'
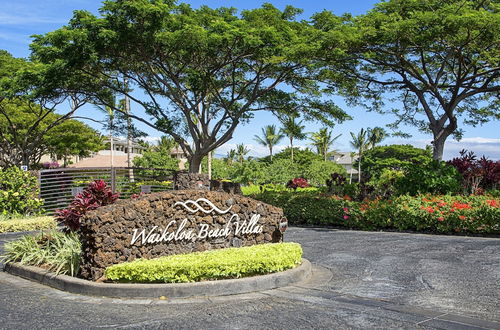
top-left (290, 137), bottom-right (294, 163)
top-left (357, 154), bottom-right (361, 183)
top-left (269, 146), bottom-right (273, 162)
top-left (432, 135), bottom-right (447, 161)
top-left (207, 151), bottom-right (212, 180)
top-left (189, 154), bottom-right (203, 174)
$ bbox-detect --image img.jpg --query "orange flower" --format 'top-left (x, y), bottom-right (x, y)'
top-left (459, 215), bottom-right (466, 220)
top-left (452, 202), bottom-right (472, 210)
top-left (486, 200), bottom-right (499, 207)
top-left (437, 217), bottom-right (444, 222)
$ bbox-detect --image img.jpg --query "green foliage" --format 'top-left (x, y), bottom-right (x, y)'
top-left (310, 127), bottom-right (341, 161)
top-left (230, 160), bottom-right (268, 185)
top-left (0, 99), bottom-right (101, 167)
top-left (32, 2), bottom-right (348, 172)
top-left (361, 145), bottom-right (433, 179)
top-left (315, 0), bottom-right (500, 160)
top-left (132, 149), bottom-right (179, 171)
top-left (395, 161), bottom-right (462, 195)
top-left (126, 180), bottom-right (172, 195)
top-left (252, 190), bottom-right (499, 234)
top-left (105, 243), bottom-right (303, 283)
top-left (304, 160), bottom-right (347, 186)
top-left (0, 167), bottom-right (44, 216)
top-left (263, 148), bottom-right (321, 167)
top-left (44, 118), bottom-right (104, 165)
top-left (366, 169), bottom-right (405, 198)
top-left (2, 230), bottom-right (81, 276)
top-left (266, 159), bottom-right (301, 184)
top-left (0, 216), bottom-right (56, 233)
top-left (254, 190), bottom-right (352, 226)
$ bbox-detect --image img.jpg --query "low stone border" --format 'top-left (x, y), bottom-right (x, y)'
top-left (3, 259), bottom-right (311, 299)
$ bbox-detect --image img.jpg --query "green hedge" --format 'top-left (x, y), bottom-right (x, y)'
top-left (0, 216), bottom-right (56, 233)
top-left (105, 242), bottom-right (303, 283)
top-left (252, 191), bottom-right (500, 234)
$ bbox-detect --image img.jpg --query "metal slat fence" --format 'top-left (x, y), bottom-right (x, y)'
top-left (38, 167), bottom-right (175, 214)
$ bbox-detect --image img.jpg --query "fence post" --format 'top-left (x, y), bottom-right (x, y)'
top-left (111, 167), bottom-right (116, 193)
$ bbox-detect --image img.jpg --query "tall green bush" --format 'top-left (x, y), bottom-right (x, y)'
top-left (0, 167), bottom-right (43, 216)
top-left (395, 161), bottom-right (461, 195)
top-left (304, 160), bottom-right (347, 186)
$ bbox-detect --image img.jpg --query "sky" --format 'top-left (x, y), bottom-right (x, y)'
top-left (1, 0), bottom-right (499, 160)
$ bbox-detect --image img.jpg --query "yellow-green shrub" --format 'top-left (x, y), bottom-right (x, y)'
top-left (0, 216), bottom-right (56, 233)
top-left (105, 242), bottom-right (303, 283)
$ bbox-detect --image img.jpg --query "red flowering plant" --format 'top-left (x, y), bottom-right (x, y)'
top-left (55, 180), bottom-right (119, 232)
top-left (390, 194), bottom-right (499, 234)
top-left (286, 177), bottom-right (309, 190)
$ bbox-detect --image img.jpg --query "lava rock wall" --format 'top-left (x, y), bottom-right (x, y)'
top-left (79, 190), bottom-right (285, 281)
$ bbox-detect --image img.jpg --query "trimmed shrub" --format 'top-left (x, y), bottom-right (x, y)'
top-left (0, 216), bottom-right (56, 233)
top-left (0, 167), bottom-right (44, 216)
top-left (251, 190), bottom-right (499, 234)
top-left (105, 242), bottom-right (303, 283)
top-left (55, 180), bottom-right (119, 232)
top-left (1, 230), bottom-right (81, 276)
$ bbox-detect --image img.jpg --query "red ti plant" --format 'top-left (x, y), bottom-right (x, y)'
top-left (55, 180), bottom-right (119, 232)
top-left (448, 150), bottom-right (500, 194)
top-left (286, 177), bottom-right (310, 190)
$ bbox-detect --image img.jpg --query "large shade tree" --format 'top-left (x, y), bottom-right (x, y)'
top-left (32, 1), bottom-right (349, 172)
top-left (315, 0), bottom-right (500, 160)
top-left (0, 51), bottom-right (88, 167)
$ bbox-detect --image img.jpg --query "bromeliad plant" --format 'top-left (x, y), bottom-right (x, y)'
top-left (55, 180), bottom-right (119, 232)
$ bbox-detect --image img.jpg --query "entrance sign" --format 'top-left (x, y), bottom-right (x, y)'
top-left (79, 191), bottom-right (286, 281)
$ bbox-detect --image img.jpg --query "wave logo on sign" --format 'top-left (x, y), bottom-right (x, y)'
top-left (174, 198), bottom-right (232, 214)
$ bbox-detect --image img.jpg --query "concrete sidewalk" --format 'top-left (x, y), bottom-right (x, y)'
top-left (1, 228), bottom-right (499, 329)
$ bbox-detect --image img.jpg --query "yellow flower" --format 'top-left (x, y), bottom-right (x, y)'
top-left (12, 192), bottom-right (19, 197)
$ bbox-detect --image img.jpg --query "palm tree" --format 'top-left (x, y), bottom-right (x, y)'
top-left (235, 144), bottom-right (250, 164)
top-left (350, 128), bottom-right (370, 182)
top-left (225, 149), bottom-right (236, 165)
top-left (310, 128), bottom-right (341, 161)
top-left (254, 125), bottom-right (284, 161)
top-left (279, 115), bottom-right (307, 163)
top-left (368, 127), bottom-right (387, 149)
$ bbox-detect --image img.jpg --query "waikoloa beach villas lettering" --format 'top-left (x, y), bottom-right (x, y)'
top-left (130, 198), bottom-right (264, 246)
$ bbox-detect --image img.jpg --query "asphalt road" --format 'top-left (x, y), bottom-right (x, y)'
top-left (0, 228), bottom-right (499, 329)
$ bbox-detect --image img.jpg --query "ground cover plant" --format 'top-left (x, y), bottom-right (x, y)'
top-left (0, 216), bottom-right (56, 233)
top-left (105, 243), bottom-right (303, 283)
top-left (2, 230), bottom-right (81, 276)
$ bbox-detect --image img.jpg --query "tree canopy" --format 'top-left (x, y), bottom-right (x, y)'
top-left (32, 1), bottom-right (349, 172)
top-left (315, 0), bottom-right (500, 160)
top-left (0, 51), bottom-right (89, 167)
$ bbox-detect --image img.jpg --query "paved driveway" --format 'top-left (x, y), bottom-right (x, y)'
top-left (0, 228), bottom-right (499, 329)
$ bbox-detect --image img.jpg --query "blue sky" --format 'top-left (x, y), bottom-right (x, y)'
top-left (1, 0), bottom-right (499, 159)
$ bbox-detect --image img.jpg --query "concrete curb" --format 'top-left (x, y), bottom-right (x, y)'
top-left (4, 259), bottom-right (311, 299)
